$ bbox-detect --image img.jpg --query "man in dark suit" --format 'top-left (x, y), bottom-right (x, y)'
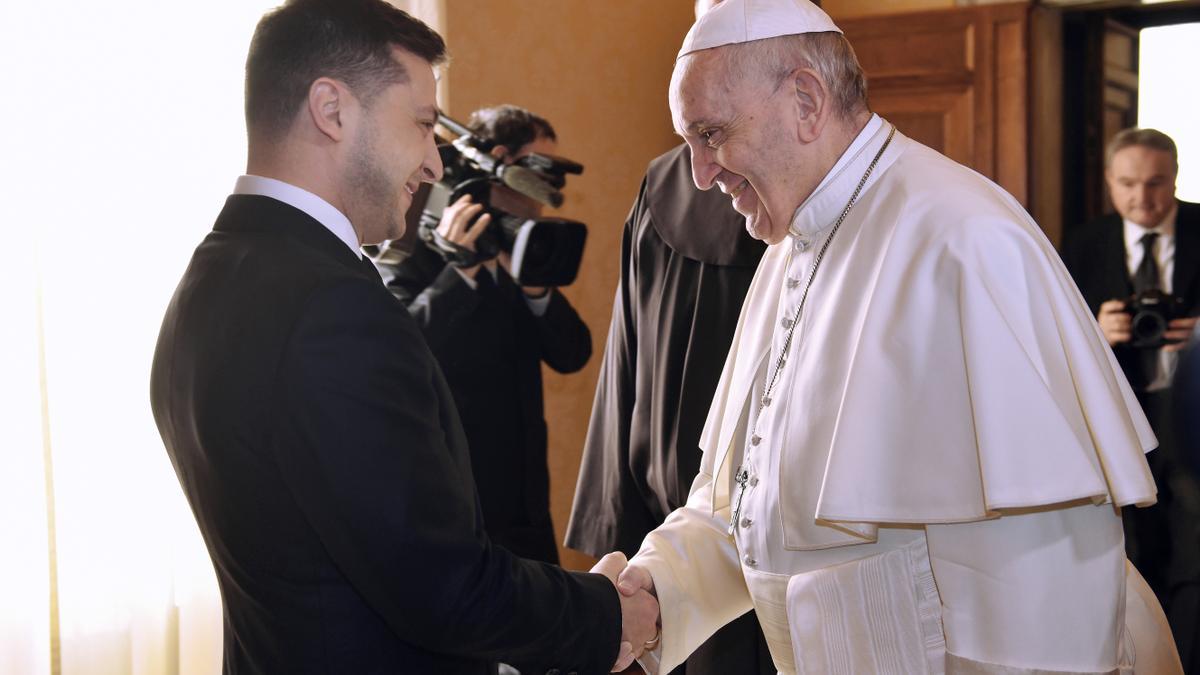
top-left (383, 106), bottom-right (590, 566)
top-left (149, 2), bottom-right (656, 673)
top-left (1061, 126), bottom-right (1200, 667)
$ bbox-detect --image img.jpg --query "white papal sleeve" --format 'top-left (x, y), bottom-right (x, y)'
top-left (629, 472), bottom-right (754, 675)
top-left (925, 501), bottom-right (1176, 674)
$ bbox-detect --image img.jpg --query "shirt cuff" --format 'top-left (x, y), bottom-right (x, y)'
top-left (525, 291), bottom-right (551, 316)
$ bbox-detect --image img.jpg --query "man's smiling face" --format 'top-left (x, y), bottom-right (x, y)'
top-left (670, 48), bottom-right (805, 245)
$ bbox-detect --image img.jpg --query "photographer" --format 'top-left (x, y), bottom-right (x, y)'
top-left (382, 105), bottom-right (590, 565)
top-left (1061, 126), bottom-right (1200, 665)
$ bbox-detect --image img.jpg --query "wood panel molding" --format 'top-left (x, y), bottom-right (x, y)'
top-left (841, 2), bottom-right (1031, 207)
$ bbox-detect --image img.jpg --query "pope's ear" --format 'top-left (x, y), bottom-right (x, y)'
top-left (790, 67), bottom-right (829, 143)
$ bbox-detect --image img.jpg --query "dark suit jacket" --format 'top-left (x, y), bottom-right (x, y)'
top-left (1060, 200), bottom-right (1200, 389)
top-left (150, 194), bottom-right (618, 675)
top-left (383, 244), bottom-right (591, 565)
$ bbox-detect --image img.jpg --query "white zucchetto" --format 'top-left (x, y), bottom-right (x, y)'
top-left (679, 0), bottom-right (842, 59)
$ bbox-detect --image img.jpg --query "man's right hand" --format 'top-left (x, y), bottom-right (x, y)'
top-left (592, 553), bottom-right (660, 672)
top-left (1098, 299), bottom-right (1132, 346)
top-left (436, 194), bottom-right (491, 278)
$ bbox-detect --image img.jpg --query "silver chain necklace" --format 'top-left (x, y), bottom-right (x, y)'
top-left (728, 124), bottom-right (896, 537)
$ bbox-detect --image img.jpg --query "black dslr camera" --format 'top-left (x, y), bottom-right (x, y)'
top-left (412, 114), bottom-right (587, 287)
top-left (1126, 290), bottom-right (1184, 348)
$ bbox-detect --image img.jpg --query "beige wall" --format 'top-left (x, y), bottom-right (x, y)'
top-left (440, 1), bottom-right (695, 571)
top-left (823, 0), bottom-right (1028, 19)
top-left (824, 0), bottom-right (953, 18)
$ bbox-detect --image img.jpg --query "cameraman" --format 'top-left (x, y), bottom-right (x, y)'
top-left (383, 105), bottom-right (590, 566)
top-left (1061, 126), bottom-right (1200, 664)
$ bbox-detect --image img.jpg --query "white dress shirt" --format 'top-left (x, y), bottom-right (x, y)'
top-left (234, 175), bottom-right (362, 259)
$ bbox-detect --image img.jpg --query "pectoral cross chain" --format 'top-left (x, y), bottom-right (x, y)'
top-left (728, 466), bottom-right (750, 536)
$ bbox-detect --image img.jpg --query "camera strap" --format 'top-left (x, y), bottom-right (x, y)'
top-left (422, 227), bottom-right (487, 269)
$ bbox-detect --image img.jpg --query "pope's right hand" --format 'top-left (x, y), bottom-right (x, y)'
top-left (1098, 299), bottom-right (1131, 346)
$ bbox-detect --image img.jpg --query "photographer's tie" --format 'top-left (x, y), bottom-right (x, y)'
top-left (1134, 232), bottom-right (1161, 293)
top-left (1132, 232), bottom-right (1161, 389)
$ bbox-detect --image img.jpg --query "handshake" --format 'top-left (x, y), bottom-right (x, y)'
top-left (591, 552), bottom-right (661, 672)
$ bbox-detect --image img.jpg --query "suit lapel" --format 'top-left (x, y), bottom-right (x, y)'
top-left (1173, 201), bottom-right (1200, 310)
top-left (1102, 216), bottom-right (1133, 301)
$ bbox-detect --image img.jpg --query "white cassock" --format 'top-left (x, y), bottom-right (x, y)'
top-left (630, 116), bottom-right (1181, 674)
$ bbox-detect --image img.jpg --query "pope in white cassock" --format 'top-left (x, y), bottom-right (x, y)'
top-left (609, 1), bottom-right (1184, 673)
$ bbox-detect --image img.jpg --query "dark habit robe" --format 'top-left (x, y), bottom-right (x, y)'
top-left (565, 144), bottom-right (772, 675)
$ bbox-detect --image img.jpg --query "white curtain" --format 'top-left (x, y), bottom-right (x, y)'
top-left (0, 1), bottom-right (446, 667)
top-left (0, 0), bottom-right (268, 670)
top-left (0, 1), bottom-right (442, 672)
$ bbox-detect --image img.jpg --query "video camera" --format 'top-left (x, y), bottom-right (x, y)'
top-left (410, 113), bottom-right (588, 287)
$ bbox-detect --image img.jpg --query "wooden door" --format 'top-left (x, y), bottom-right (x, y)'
top-left (840, 3), bottom-right (1030, 206)
top-left (1063, 15), bottom-right (1139, 233)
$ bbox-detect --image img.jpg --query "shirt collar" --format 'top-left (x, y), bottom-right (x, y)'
top-left (787, 114), bottom-right (888, 238)
top-left (233, 175), bottom-right (362, 259)
top-left (1123, 202), bottom-right (1178, 251)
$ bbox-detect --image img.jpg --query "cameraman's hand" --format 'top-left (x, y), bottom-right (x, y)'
top-left (1165, 316), bottom-right (1199, 352)
top-left (1098, 299), bottom-right (1131, 346)
top-left (437, 195), bottom-right (491, 278)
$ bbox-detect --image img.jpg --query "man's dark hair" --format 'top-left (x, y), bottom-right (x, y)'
top-left (245, 0), bottom-right (447, 141)
top-left (467, 105), bottom-right (557, 157)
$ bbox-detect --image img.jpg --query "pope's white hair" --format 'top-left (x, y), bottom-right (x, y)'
top-left (721, 32), bottom-right (869, 119)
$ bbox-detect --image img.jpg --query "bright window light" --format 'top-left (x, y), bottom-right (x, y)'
top-left (1, 2), bottom-right (282, 672)
top-left (1139, 23), bottom-right (1200, 202)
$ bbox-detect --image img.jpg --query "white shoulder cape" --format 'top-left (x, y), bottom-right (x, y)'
top-left (697, 128), bottom-right (1157, 538)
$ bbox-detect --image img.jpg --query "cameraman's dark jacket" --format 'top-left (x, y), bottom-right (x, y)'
top-left (1060, 199), bottom-right (1200, 390)
top-left (385, 243), bottom-right (591, 564)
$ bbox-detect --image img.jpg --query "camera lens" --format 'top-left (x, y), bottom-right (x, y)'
top-left (1132, 309), bottom-right (1167, 343)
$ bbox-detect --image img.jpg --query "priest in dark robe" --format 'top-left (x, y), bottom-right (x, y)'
top-left (565, 143), bottom-right (773, 675)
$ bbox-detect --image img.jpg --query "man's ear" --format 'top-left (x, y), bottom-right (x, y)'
top-left (489, 145), bottom-right (509, 161)
top-left (791, 67), bottom-right (829, 144)
top-left (307, 77), bottom-right (350, 143)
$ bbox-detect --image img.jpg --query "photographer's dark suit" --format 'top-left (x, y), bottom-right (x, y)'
top-left (151, 194), bottom-right (618, 675)
top-left (1061, 201), bottom-right (1200, 388)
top-left (1061, 198), bottom-right (1200, 666)
top-left (385, 243), bottom-right (591, 565)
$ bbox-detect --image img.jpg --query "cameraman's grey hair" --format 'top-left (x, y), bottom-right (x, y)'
top-left (720, 31), bottom-right (869, 119)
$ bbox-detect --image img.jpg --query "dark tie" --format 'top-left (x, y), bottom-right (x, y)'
top-left (1131, 232), bottom-right (1161, 389)
top-left (1134, 232), bottom-right (1161, 293)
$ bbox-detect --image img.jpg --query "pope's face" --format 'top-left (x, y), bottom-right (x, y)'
top-left (1105, 144), bottom-right (1177, 229)
top-left (670, 50), bottom-right (802, 245)
top-left (345, 47), bottom-right (443, 244)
